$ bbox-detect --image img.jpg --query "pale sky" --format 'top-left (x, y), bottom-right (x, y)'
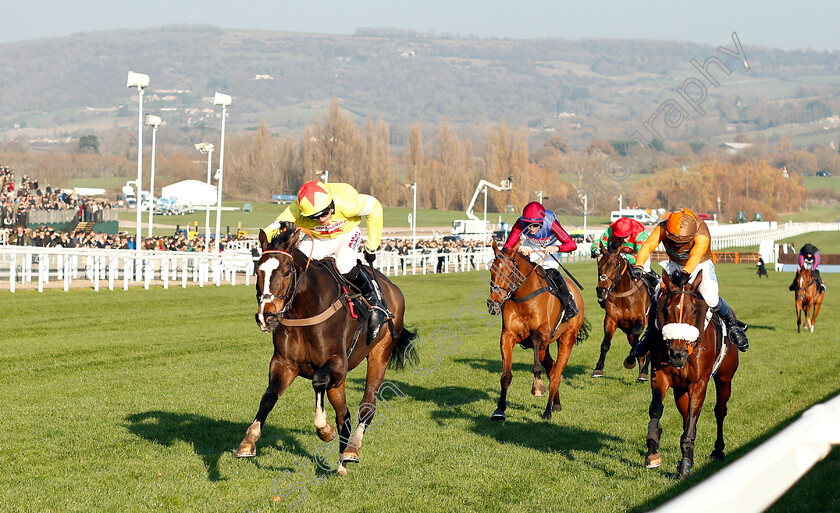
top-left (3, 0), bottom-right (838, 51)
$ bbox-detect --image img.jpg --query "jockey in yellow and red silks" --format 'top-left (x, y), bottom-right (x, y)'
top-left (632, 208), bottom-right (749, 354)
top-left (264, 180), bottom-right (387, 339)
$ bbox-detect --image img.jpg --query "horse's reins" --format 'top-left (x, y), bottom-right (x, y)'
top-left (599, 255), bottom-right (644, 298)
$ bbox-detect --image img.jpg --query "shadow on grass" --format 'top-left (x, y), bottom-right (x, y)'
top-left (454, 357), bottom-right (590, 381)
top-left (124, 410), bottom-right (314, 481)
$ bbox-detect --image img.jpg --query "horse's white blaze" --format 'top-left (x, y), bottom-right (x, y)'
top-left (313, 391), bottom-right (327, 429)
top-left (662, 323), bottom-right (700, 342)
top-left (257, 259), bottom-right (281, 320)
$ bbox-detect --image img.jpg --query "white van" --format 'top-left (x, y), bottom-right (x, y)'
top-left (610, 209), bottom-right (659, 225)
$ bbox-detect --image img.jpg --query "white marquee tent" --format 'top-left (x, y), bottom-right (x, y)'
top-left (161, 180), bottom-right (217, 206)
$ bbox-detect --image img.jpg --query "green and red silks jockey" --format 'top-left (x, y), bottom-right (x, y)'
top-left (590, 217), bottom-right (649, 268)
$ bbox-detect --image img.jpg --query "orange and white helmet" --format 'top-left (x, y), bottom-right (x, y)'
top-left (297, 180), bottom-right (333, 218)
top-left (664, 208), bottom-right (699, 244)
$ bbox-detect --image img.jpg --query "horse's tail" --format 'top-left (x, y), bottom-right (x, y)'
top-left (575, 316), bottom-right (591, 345)
top-left (388, 324), bottom-right (418, 370)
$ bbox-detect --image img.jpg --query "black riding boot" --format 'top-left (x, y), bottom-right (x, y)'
top-left (814, 269), bottom-right (827, 293)
top-left (714, 298), bottom-right (749, 352)
top-left (789, 276), bottom-right (797, 291)
top-left (547, 268), bottom-right (578, 320)
top-left (346, 266), bottom-right (388, 341)
top-left (642, 270), bottom-right (660, 298)
top-left (631, 292), bottom-right (658, 358)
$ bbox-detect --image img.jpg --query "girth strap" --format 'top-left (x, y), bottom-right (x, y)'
top-left (511, 286), bottom-right (553, 303)
top-left (280, 298), bottom-right (345, 326)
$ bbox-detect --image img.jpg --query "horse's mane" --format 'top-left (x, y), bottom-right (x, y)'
top-left (267, 221), bottom-right (299, 251)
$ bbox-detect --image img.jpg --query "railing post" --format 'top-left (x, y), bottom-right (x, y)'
top-left (10, 252), bottom-right (16, 293)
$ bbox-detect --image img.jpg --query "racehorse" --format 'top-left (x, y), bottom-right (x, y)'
top-left (643, 270), bottom-right (739, 479)
top-left (592, 242), bottom-right (651, 381)
top-left (794, 264), bottom-right (825, 333)
top-left (486, 239), bottom-right (589, 421)
top-left (237, 223), bottom-right (415, 475)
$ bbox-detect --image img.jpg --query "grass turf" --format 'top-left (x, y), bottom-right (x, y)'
top-left (0, 263), bottom-right (837, 512)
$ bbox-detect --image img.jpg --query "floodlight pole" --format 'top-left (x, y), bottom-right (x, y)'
top-left (410, 182), bottom-right (417, 249)
top-left (146, 120), bottom-right (159, 238)
top-left (195, 143), bottom-right (214, 253)
top-left (127, 71), bottom-right (149, 280)
top-left (213, 94), bottom-right (230, 257)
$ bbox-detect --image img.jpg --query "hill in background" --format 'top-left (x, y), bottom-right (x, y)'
top-left (3, 25), bottom-right (840, 151)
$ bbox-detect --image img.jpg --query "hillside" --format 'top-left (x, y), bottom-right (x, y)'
top-left (3, 26), bottom-right (840, 150)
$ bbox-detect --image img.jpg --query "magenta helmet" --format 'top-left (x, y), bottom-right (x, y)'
top-left (522, 202), bottom-right (546, 224)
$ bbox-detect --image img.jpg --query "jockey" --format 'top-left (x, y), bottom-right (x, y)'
top-left (632, 207), bottom-right (749, 354)
top-left (503, 201), bottom-right (579, 320)
top-left (590, 216), bottom-right (659, 298)
top-left (264, 180), bottom-right (388, 340)
top-left (789, 243), bottom-right (827, 293)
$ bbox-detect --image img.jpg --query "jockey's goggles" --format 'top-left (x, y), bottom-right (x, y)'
top-left (526, 222), bottom-right (542, 230)
top-left (306, 203), bottom-right (334, 220)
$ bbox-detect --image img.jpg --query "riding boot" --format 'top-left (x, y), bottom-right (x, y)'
top-left (345, 265), bottom-right (388, 341)
top-left (547, 268), bottom-right (578, 320)
top-left (814, 269), bottom-right (827, 293)
top-left (631, 294), bottom-right (658, 358)
top-left (642, 270), bottom-right (660, 298)
top-left (789, 276), bottom-right (797, 291)
top-left (713, 298), bottom-right (749, 352)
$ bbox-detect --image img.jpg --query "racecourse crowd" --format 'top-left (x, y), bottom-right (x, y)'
top-left (0, 165), bottom-right (115, 227)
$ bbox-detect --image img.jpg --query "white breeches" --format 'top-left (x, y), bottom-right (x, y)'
top-left (297, 227), bottom-right (361, 274)
top-left (662, 259), bottom-right (720, 308)
top-left (521, 239), bottom-right (560, 270)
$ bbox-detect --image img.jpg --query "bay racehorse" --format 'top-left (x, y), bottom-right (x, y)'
top-left (486, 239), bottom-right (589, 421)
top-left (794, 265), bottom-right (825, 333)
top-left (237, 224), bottom-right (415, 475)
top-left (644, 270), bottom-right (739, 479)
top-left (592, 242), bottom-right (651, 381)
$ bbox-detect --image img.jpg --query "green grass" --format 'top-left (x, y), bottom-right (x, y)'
top-left (1, 264), bottom-right (838, 512)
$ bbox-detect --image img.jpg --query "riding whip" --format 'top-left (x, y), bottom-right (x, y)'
top-left (548, 252), bottom-right (585, 291)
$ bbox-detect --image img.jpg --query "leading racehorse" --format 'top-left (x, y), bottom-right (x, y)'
top-left (592, 242), bottom-right (652, 381)
top-left (237, 223), bottom-right (415, 475)
top-left (643, 270), bottom-right (739, 479)
top-left (794, 265), bottom-right (825, 333)
top-left (486, 239), bottom-right (589, 421)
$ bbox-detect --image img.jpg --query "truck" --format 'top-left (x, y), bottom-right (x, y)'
top-left (272, 193), bottom-right (297, 204)
top-left (609, 209), bottom-right (659, 225)
top-left (451, 177), bottom-right (514, 237)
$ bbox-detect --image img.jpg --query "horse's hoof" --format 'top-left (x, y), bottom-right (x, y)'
top-left (532, 380), bottom-right (546, 397)
top-left (236, 441), bottom-right (257, 458)
top-left (710, 450), bottom-right (725, 461)
top-left (235, 447), bottom-right (256, 458)
top-left (541, 410), bottom-right (552, 420)
top-left (491, 409), bottom-right (506, 421)
top-left (337, 464), bottom-right (348, 476)
top-left (316, 423), bottom-right (336, 442)
top-left (341, 449), bottom-right (360, 464)
top-left (552, 402), bottom-right (562, 412)
top-left (637, 373), bottom-right (648, 382)
top-left (645, 454), bottom-right (662, 469)
top-left (623, 355), bottom-right (637, 369)
top-left (591, 369), bottom-right (604, 378)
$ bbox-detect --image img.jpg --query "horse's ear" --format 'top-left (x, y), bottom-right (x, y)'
top-left (599, 241), bottom-right (605, 253)
top-left (286, 228), bottom-right (301, 249)
top-left (690, 270), bottom-right (703, 289)
top-left (258, 229), bottom-right (269, 251)
top-left (662, 270), bottom-right (672, 289)
top-left (492, 239), bottom-right (499, 254)
top-left (512, 237), bottom-right (522, 254)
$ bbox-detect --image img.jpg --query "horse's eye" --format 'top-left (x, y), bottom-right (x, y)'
top-left (283, 270), bottom-right (292, 277)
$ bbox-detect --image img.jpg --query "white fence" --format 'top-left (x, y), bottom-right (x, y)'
top-left (0, 246), bottom-right (253, 293)
top-left (709, 222), bottom-right (840, 260)
top-left (655, 393), bottom-right (840, 513)
top-left (371, 248), bottom-right (592, 276)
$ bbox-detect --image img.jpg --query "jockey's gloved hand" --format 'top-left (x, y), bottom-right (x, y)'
top-left (672, 270), bottom-right (691, 288)
top-left (630, 265), bottom-right (644, 280)
top-left (590, 250), bottom-right (598, 259)
top-left (363, 247), bottom-right (377, 265)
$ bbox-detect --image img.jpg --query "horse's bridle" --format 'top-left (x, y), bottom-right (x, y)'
top-left (259, 250), bottom-right (299, 318)
top-left (597, 254), bottom-right (626, 296)
top-left (488, 251), bottom-right (546, 306)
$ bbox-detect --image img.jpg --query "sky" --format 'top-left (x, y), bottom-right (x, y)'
top-left (3, 0), bottom-right (839, 51)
